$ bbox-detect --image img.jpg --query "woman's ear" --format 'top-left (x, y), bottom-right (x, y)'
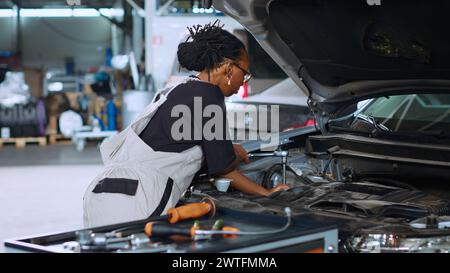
top-left (214, 62), bottom-right (227, 75)
top-left (226, 63), bottom-right (233, 76)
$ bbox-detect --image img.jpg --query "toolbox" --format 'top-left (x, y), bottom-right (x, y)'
top-left (4, 207), bottom-right (338, 253)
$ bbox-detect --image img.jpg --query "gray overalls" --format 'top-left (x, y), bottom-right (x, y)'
top-left (83, 82), bottom-right (204, 227)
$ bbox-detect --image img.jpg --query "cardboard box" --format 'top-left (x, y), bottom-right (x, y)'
top-left (46, 115), bottom-right (58, 135)
top-left (65, 91), bottom-right (81, 111)
top-left (24, 67), bottom-right (44, 99)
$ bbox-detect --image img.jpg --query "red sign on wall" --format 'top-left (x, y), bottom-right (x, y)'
top-left (152, 35), bottom-right (163, 46)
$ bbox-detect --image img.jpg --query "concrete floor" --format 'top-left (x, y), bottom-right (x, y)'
top-left (0, 143), bottom-right (103, 252)
top-left (0, 143), bottom-right (102, 166)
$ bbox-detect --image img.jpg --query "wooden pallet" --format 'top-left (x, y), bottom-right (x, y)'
top-left (48, 134), bottom-right (72, 145)
top-left (0, 137), bottom-right (47, 148)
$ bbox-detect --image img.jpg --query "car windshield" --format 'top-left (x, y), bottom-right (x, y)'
top-left (328, 93), bottom-right (450, 141)
top-left (358, 94), bottom-right (450, 133)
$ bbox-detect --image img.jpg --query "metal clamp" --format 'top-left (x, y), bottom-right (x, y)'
top-left (248, 150), bottom-right (289, 184)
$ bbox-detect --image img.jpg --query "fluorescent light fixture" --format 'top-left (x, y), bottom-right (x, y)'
top-left (0, 8), bottom-right (120, 18)
top-left (99, 8), bottom-right (124, 18)
top-left (72, 9), bottom-right (99, 17)
top-left (21, 8), bottom-right (73, 17)
top-left (0, 9), bottom-right (16, 17)
top-left (98, 8), bottom-right (112, 17)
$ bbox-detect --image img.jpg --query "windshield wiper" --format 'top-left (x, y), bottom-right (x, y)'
top-left (356, 114), bottom-right (450, 140)
top-left (328, 114), bottom-right (450, 142)
top-left (353, 113), bottom-right (391, 134)
top-left (328, 123), bottom-right (450, 143)
top-left (327, 114), bottom-right (390, 136)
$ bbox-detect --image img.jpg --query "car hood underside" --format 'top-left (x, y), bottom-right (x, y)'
top-left (213, 0), bottom-right (450, 112)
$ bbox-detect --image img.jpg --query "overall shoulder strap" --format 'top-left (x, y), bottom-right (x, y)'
top-left (100, 83), bottom-right (185, 163)
top-left (135, 82), bottom-right (182, 121)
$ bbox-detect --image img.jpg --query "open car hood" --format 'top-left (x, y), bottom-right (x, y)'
top-left (212, 0), bottom-right (450, 118)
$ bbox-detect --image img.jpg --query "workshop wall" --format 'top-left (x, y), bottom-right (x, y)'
top-left (0, 17), bottom-right (112, 71)
top-left (0, 17), bottom-right (15, 51)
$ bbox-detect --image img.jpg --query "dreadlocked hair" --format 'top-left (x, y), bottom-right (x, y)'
top-left (177, 20), bottom-right (245, 72)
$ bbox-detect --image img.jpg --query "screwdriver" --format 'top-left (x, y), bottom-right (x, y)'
top-left (145, 207), bottom-right (293, 238)
top-left (165, 201), bottom-right (214, 224)
top-left (145, 222), bottom-right (240, 238)
top-left (109, 200), bottom-right (215, 238)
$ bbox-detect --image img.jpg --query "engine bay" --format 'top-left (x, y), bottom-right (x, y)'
top-left (187, 132), bottom-right (450, 253)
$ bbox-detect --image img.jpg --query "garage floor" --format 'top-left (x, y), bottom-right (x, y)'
top-left (0, 143), bottom-right (103, 252)
top-left (0, 143), bottom-right (103, 166)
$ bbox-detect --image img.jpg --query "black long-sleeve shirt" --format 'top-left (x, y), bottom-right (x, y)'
top-left (139, 79), bottom-right (236, 176)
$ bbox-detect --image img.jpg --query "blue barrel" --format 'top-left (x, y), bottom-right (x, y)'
top-left (107, 100), bottom-right (117, 131)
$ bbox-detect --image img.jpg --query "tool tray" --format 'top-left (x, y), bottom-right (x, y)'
top-left (4, 207), bottom-right (339, 253)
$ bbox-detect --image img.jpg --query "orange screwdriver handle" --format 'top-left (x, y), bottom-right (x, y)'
top-left (167, 202), bottom-right (212, 224)
top-left (222, 226), bottom-right (240, 239)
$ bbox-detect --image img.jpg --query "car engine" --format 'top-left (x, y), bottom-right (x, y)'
top-left (186, 131), bottom-right (450, 253)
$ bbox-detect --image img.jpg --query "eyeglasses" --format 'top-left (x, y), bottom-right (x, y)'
top-left (231, 62), bottom-right (252, 83)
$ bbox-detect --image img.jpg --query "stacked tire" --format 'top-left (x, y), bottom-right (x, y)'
top-left (0, 100), bottom-right (46, 137)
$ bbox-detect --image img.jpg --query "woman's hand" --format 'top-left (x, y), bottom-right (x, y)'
top-left (233, 144), bottom-right (250, 164)
top-left (267, 184), bottom-right (290, 195)
top-left (220, 170), bottom-right (290, 197)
